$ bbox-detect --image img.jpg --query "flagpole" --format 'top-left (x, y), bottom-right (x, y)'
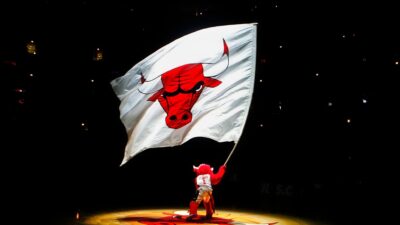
top-left (224, 142), bottom-right (239, 166)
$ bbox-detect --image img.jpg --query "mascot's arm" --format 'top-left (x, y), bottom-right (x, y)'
top-left (211, 165), bottom-right (226, 185)
top-left (194, 177), bottom-right (199, 189)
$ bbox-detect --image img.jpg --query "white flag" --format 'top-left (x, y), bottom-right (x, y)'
top-left (111, 23), bottom-right (257, 165)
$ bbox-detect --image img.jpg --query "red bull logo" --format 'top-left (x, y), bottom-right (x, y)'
top-left (139, 39), bottom-right (230, 129)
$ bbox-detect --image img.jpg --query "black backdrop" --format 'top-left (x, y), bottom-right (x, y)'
top-left (1, 1), bottom-right (397, 224)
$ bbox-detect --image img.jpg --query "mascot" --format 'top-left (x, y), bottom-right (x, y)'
top-left (188, 163), bottom-right (226, 220)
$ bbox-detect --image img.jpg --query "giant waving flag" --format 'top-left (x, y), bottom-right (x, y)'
top-left (111, 23), bottom-right (257, 165)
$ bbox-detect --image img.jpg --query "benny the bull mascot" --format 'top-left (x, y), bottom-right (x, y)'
top-left (188, 163), bottom-right (226, 220)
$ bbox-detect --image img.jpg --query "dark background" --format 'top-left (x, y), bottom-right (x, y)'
top-left (1, 1), bottom-right (398, 224)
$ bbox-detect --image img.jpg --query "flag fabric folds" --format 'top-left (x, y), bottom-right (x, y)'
top-left (111, 23), bottom-right (257, 165)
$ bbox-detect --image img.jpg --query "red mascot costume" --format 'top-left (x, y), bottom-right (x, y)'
top-left (188, 163), bottom-right (226, 220)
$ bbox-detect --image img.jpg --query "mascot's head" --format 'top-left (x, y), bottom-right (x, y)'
top-left (193, 163), bottom-right (214, 175)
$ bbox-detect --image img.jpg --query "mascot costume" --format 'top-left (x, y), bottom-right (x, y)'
top-left (188, 163), bottom-right (226, 220)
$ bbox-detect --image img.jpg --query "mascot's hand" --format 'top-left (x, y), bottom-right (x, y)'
top-left (219, 165), bottom-right (227, 172)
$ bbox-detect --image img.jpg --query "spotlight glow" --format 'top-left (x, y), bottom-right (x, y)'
top-left (83, 209), bottom-right (321, 225)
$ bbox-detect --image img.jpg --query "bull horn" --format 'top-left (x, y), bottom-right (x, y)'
top-left (203, 39), bottom-right (230, 77)
top-left (137, 70), bottom-right (164, 94)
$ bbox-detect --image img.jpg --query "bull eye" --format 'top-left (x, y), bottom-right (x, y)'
top-left (194, 82), bottom-right (204, 92)
top-left (163, 90), bottom-right (179, 97)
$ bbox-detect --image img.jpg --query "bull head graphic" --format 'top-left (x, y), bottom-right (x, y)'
top-left (139, 39), bottom-right (229, 129)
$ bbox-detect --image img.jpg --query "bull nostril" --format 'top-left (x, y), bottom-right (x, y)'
top-left (182, 114), bottom-right (188, 120)
top-left (170, 115), bottom-right (177, 121)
